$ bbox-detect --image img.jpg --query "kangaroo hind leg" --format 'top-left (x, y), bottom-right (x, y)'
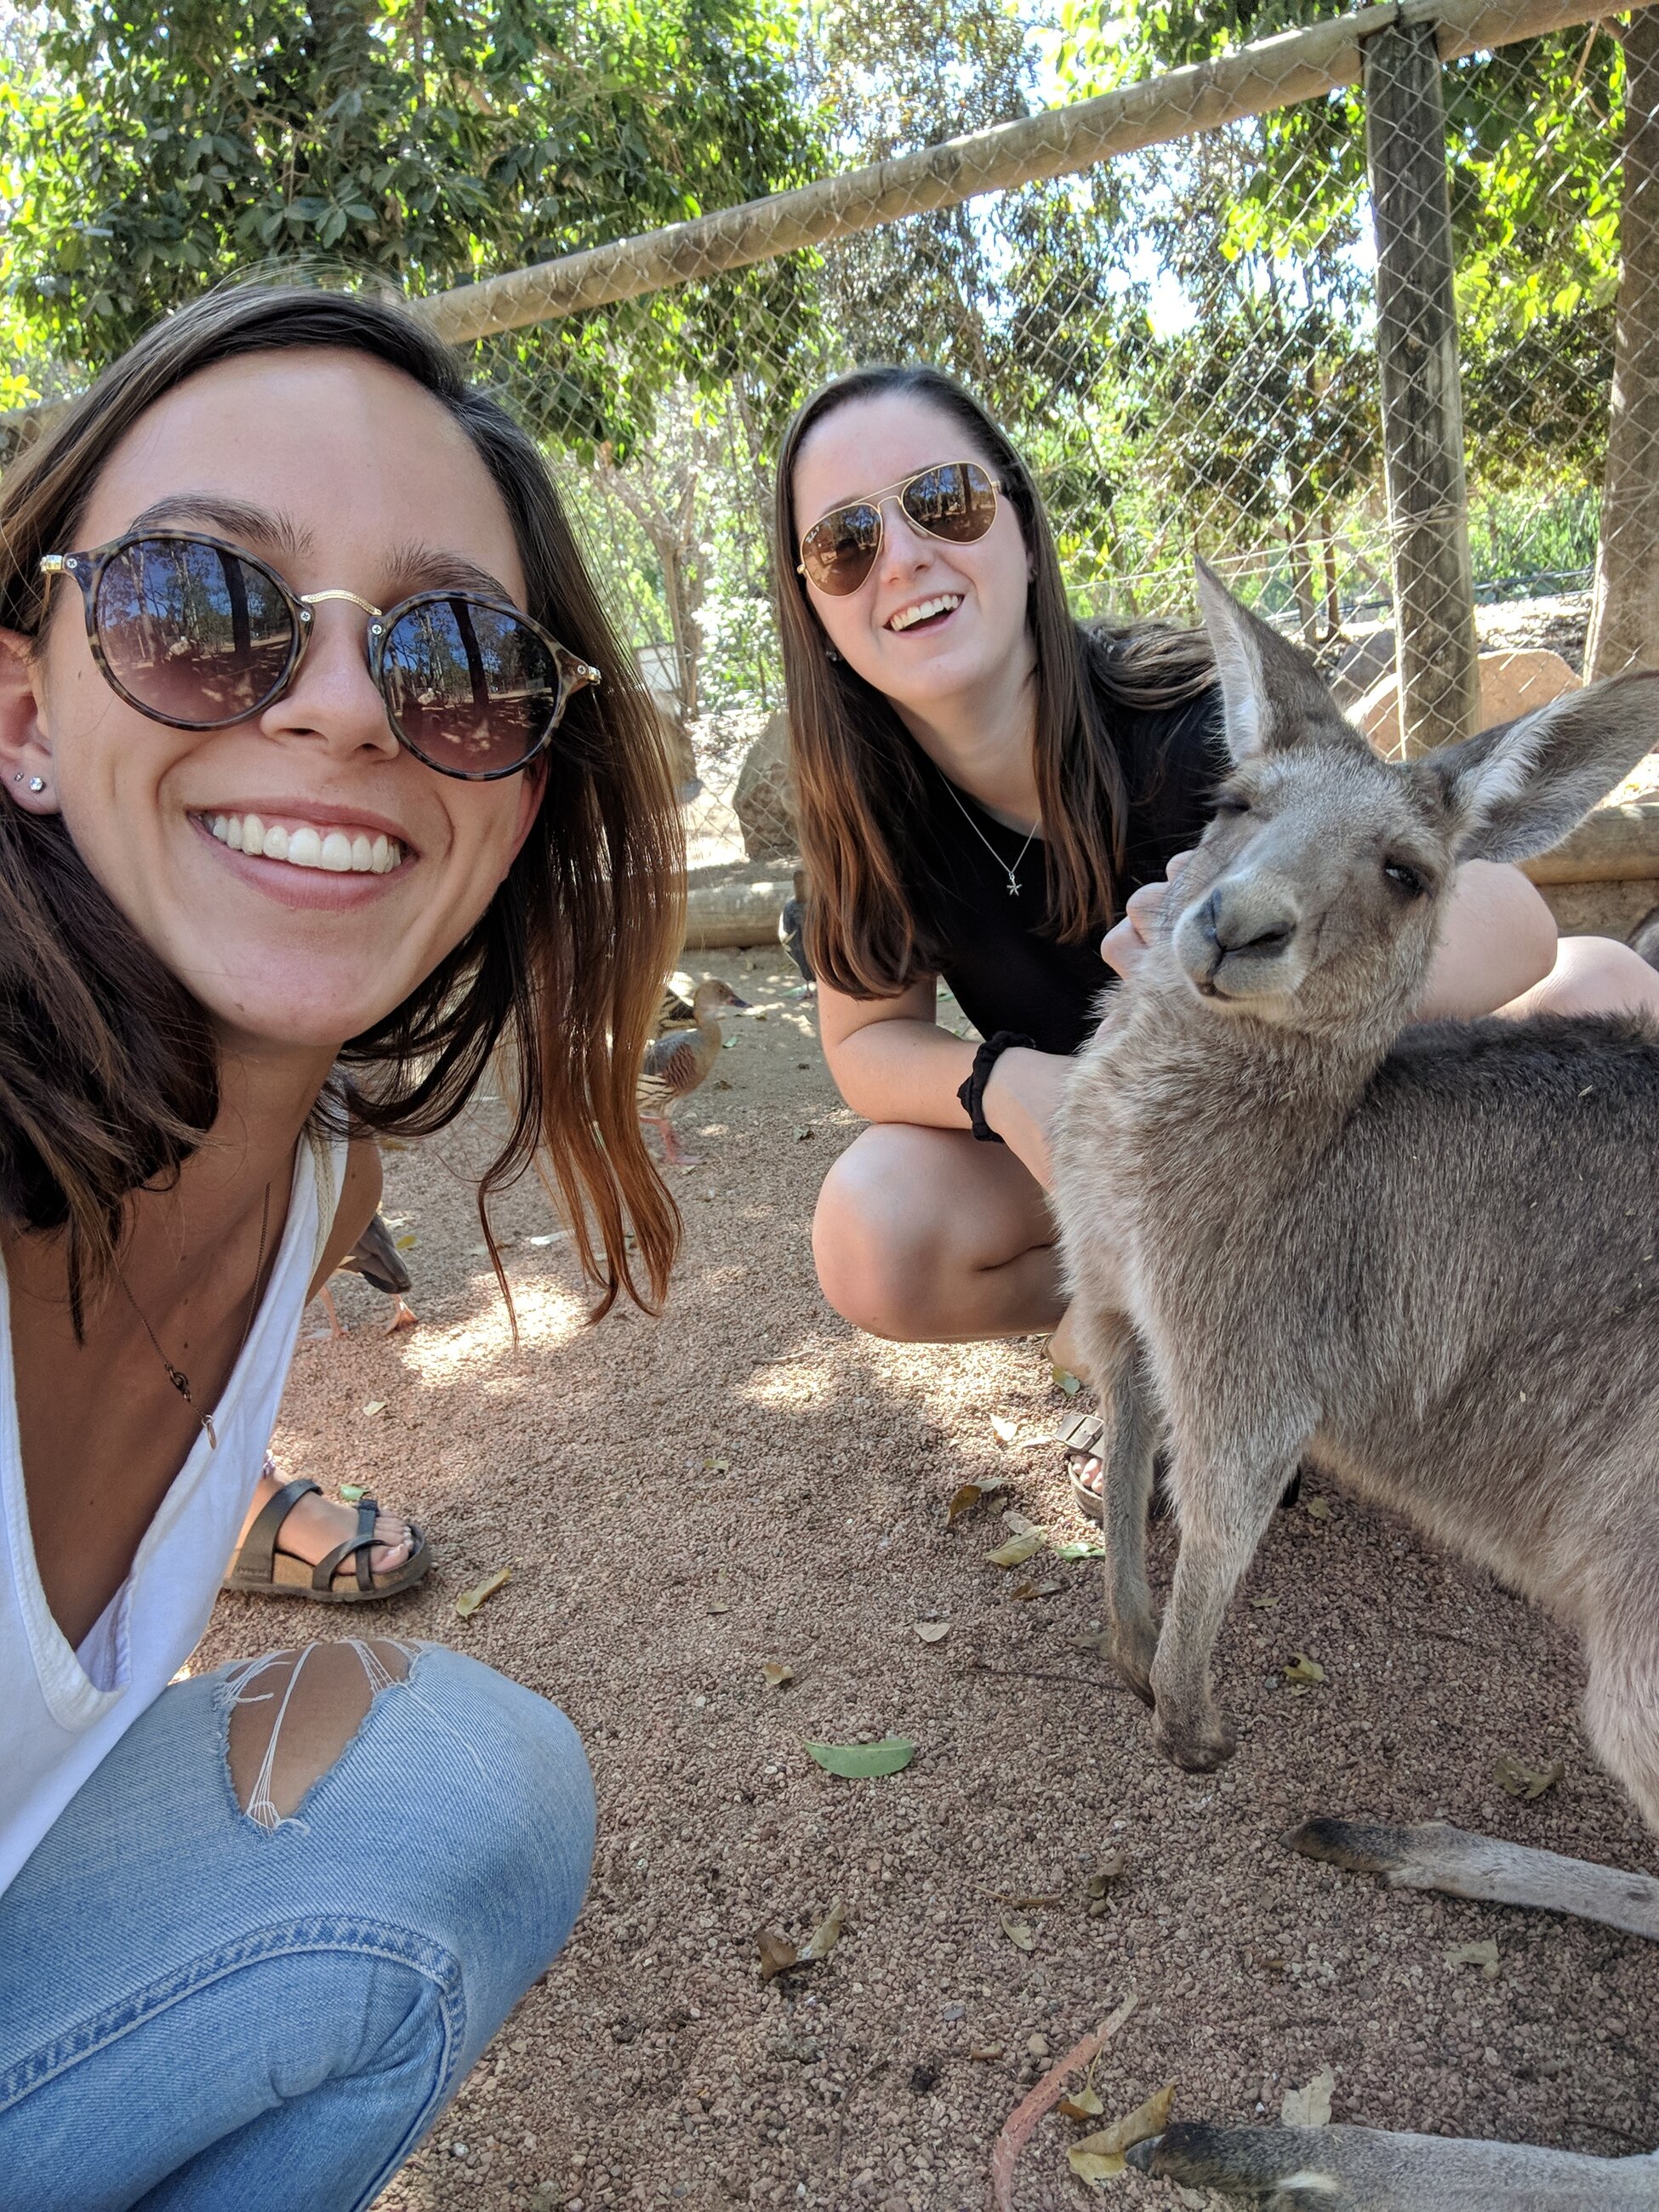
top-left (1069, 1308), bottom-right (1161, 1704)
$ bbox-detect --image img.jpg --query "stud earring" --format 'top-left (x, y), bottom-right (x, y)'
top-left (825, 645), bottom-right (841, 664)
top-left (27, 777), bottom-right (44, 793)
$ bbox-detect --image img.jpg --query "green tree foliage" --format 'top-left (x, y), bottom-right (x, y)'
top-left (0, 0), bottom-right (823, 446)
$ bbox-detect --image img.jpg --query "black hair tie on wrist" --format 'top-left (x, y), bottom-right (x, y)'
top-left (957, 1030), bottom-right (1035, 1143)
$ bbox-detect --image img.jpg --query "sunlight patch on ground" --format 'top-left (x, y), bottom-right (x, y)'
top-left (393, 1280), bottom-right (590, 1382)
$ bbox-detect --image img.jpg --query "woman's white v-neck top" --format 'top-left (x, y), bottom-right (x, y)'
top-left (0, 1128), bottom-right (344, 1896)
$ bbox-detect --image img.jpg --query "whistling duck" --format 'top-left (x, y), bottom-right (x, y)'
top-left (636, 977), bottom-right (748, 1165)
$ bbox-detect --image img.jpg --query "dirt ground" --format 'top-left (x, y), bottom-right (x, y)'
top-left (194, 943), bottom-right (1659, 2212)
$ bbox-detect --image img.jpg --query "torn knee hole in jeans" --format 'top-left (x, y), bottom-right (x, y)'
top-left (221, 1639), bottom-right (419, 1831)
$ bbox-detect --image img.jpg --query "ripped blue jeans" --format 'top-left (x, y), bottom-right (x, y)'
top-left (0, 1643), bottom-right (595, 2212)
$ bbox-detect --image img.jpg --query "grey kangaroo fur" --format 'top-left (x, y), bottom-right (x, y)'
top-left (1051, 563), bottom-right (1659, 2209)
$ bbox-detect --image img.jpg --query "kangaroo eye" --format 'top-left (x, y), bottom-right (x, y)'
top-left (1212, 795), bottom-right (1251, 818)
top-left (1384, 859), bottom-right (1427, 897)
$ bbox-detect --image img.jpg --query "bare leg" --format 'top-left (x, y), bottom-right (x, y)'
top-left (1152, 1446), bottom-right (1298, 1770)
top-left (225, 1639), bottom-right (413, 1826)
top-left (1501, 933), bottom-right (1659, 1021)
top-left (812, 1123), bottom-right (1063, 1342)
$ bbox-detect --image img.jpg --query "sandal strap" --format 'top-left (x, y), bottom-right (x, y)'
top-left (312, 1497), bottom-right (381, 1594)
top-left (233, 1478), bottom-right (322, 1585)
top-left (1057, 1412), bottom-right (1107, 1457)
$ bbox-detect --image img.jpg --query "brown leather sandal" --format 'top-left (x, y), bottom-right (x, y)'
top-left (222, 1475), bottom-right (433, 1604)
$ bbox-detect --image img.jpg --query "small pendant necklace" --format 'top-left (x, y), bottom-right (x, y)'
top-left (113, 1183), bottom-right (271, 1452)
top-left (941, 776), bottom-right (1040, 897)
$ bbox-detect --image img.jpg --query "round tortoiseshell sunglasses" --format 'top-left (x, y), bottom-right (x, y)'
top-left (39, 528), bottom-right (600, 780)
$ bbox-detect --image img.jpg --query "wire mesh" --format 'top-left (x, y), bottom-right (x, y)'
top-left (447, 9), bottom-right (1641, 826)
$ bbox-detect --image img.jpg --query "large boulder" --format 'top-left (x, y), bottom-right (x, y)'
top-left (733, 709), bottom-right (798, 861)
top-left (1356, 648), bottom-right (1581, 755)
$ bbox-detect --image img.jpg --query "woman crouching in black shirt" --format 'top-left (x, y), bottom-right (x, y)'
top-left (776, 366), bottom-right (1650, 1505)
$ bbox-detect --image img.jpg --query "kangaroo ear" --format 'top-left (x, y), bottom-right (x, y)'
top-left (1194, 557), bottom-right (1350, 764)
top-left (1433, 670), bottom-right (1659, 864)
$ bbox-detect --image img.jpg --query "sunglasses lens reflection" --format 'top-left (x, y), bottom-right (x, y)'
top-left (801, 504), bottom-right (883, 596)
top-left (381, 598), bottom-right (562, 776)
top-left (901, 462), bottom-right (998, 542)
top-left (95, 537), bottom-right (295, 724)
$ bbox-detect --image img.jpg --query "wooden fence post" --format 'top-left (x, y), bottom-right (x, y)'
top-left (1363, 14), bottom-right (1479, 755)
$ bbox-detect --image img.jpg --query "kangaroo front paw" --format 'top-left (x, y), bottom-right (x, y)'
top-left (1154, 1708), bottom-right (1238, 1771)
top-left (1110, 1616), bottom-right (1158, 1707)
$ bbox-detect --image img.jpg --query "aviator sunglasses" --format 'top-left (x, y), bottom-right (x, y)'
top-left (796, 459), bottom-right (1001, 597)
top-left (39, 528), bottom-right (601, 780)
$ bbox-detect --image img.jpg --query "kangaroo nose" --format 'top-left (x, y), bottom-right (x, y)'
top-left (1200, 883), bottom-right (1297, 960)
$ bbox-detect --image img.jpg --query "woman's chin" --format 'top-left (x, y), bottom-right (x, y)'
top-left (193, 961), bottom-right (420, 1058)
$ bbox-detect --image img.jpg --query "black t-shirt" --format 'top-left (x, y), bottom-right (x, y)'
top-left (899, 686), bottom-right (1228, 1055)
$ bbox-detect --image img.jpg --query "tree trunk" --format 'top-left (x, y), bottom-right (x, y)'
top-left (1586, 6), bottom-right (1659, 680)
top-left (1365, 18), bottom-right (1479, 755)
top-left (1320, 515), bottom-right (1342, 638)
top-left (1285, 510), bottom-right (1318, 641)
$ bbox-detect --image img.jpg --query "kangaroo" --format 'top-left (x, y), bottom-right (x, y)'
top-left (1051, 564), bottom-right (1659, 2209)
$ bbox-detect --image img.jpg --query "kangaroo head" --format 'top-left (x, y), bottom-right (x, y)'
top-left (1159, 561), bottom-right (1659, 1045)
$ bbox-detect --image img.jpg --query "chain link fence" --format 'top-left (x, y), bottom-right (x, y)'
top-left (408, 0), bottom-right (1656, 851)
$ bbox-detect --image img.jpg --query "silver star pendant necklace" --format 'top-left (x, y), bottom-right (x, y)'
top-left (941, 776), bottom-right (1040, 897)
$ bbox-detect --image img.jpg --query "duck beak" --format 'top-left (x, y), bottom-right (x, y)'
top-left (727, 991), bottom-right (751, 1010)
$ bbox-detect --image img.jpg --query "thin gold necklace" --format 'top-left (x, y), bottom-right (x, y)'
top-left (113, 1183), bottom-right (271, 1452)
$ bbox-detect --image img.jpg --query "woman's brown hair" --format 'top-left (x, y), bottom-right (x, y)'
top-left (774, 364), bottom-right (1214, 997)
top-left (0, 280), bottom-right (682, 1315)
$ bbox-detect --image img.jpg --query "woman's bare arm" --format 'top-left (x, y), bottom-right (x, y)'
top-left (1416, 858), bottom-right (1557, 1018)
top-left (818, 978), bottom-right (1070, 1189)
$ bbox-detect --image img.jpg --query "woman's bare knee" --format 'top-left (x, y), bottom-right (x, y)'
top-left (1505, 934), bottom-right (1659, 1020)
top-left (225, 1639), bottom-right (413, 1827)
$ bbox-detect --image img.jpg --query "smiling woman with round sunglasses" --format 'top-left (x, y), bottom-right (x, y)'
top-left (780, 364), bottom-right (1659, 1508)
top-left (0, 282), bottom-right (681, 2209)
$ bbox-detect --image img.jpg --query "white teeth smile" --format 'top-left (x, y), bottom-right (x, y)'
top-left (887, 593), bottom-right (963, 633)
top-left (203, 813), bottom-right (402, 875)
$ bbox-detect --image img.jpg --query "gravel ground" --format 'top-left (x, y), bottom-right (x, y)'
top-left (193, 944), bottom-right (1659, 2212)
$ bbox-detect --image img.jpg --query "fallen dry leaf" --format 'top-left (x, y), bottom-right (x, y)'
top-left (1057, 2088), bottom-right (1104, 2121)
top-left (362, 1400), bottom-right (387, 1418)
top-left (914, 1620), bottom-right (950, 1644)
top-left (1284, 1652), bottom-right (1327, 1686)
top-left (1303, 1496), bottom-right (1332, 1520)
top-left (1249, 1595), bottom-right (1280, 1610)
top-left (801, 1900), bottom-right (844, 1962)
top-left (339, 1482), bottom-right (366, 1503)
top-left (1280, 2067), bottom-right (1334, 2127)
top-left (1000, 1915), bottom-right (1035, 1953)
top-left (945, 1476), bottom-right (1006, 1528)
top-left (1493, 1753), bottom-right (1564, 1801)
top-left (755, 1930), bottom-right (799, 1981)
top-left (1067, 2081), bottom-right (1176, 2181)
top-left (1447, 1938), bottom-right (1500, 1979)
top-left (1051, 1364), bottom-right (1083, 1396)
top-left (761, 1661), bottom-right (794, 1688)
top-left (990, 1415), bottom-right (1019, 1444)
top-left (708, 1591), bottom-right (732, 1616)
top-left (1011, 1578), bottom-right (1063, 1599)
top-left (969, 2044), bottom-right (1006, 2061)
top-left (985, 1532), bottom-right (1043, 1569)
top-left (1053, 1537), bottom-right (1107, 1559)
top-left (454, 1565), bottom-right (510, 1619)
top-left (702, 1455), bottom-right (731, 1474)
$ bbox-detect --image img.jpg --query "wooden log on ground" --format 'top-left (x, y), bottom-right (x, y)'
top-left (683, 870), bottom-right (798, 951)
top-left (1521, 801), bottom-right (1659, 886)
top-left (1364, 15), bottom-right (1479, 755)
